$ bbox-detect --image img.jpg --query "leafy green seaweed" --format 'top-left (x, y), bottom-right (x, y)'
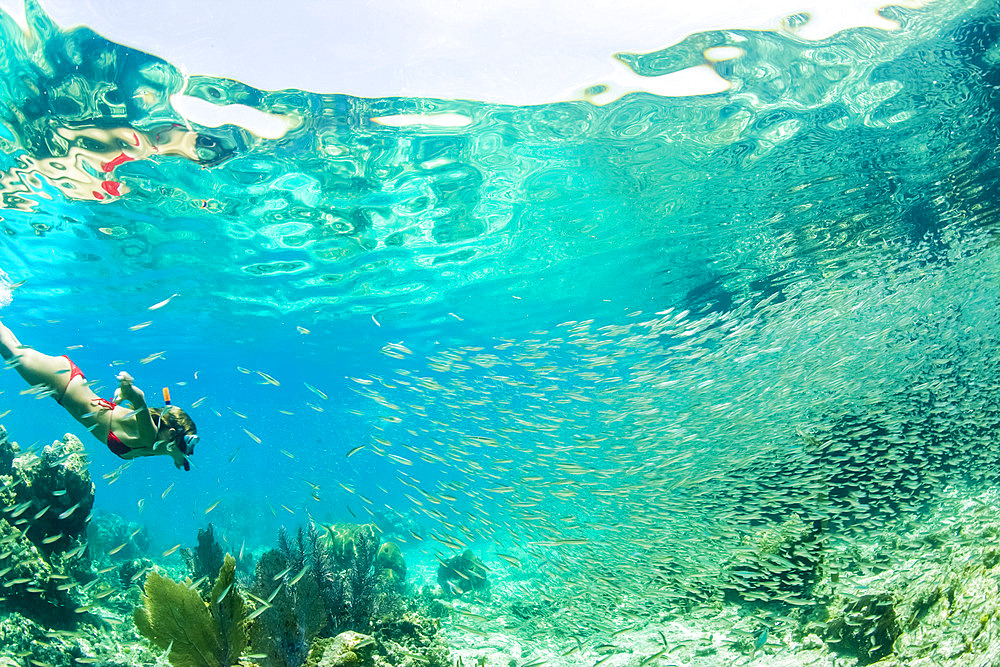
top-left (134, 553), bottom-right (248, 667)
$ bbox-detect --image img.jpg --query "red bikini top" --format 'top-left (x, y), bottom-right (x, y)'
top-left (91, 397), bottom-right (130, 457)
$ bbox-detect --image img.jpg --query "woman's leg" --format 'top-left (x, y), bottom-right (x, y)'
top-left (0, 319), bottom-right (22, 360)
top-left (0, 321), bottom-right (72, 397)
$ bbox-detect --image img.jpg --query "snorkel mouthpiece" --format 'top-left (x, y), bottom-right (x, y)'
top-left (158, 386), bottom-right (195, 471)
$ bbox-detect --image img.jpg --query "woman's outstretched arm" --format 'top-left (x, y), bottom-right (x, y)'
top-left (113, 371), bottom-right (159, 446)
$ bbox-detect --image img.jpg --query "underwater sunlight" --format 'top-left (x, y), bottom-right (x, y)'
top-left (0, 0), bottom-right (1000, 665)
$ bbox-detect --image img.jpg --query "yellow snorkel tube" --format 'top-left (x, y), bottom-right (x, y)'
top-left (162, 386), bottom-right (171, 406)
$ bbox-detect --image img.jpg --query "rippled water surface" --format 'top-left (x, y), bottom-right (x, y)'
top-left (1, 0), bottom-right (1000, 663)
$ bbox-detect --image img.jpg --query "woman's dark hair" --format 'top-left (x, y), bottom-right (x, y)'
top-left (149, 406), bottom-right (197, 454)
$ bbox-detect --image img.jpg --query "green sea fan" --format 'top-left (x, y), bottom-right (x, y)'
top-left (210, 552), bottom-right (248, 661)
top-left (134, 553), bottom-right (248, 667)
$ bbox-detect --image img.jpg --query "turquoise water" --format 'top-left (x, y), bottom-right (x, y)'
top-left (1, 0), bottom-right (1000, 664)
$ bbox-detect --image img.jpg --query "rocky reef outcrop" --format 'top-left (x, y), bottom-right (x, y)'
top-left (0, 428), bottom-right (95, 541)
top-left (0, 427), bottom-right (95, 623)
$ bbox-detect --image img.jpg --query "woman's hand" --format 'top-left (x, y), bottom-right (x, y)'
top-left (166, 442), bottom-right (190, 471)
top-left (114, 371), bottom-right (145, 407)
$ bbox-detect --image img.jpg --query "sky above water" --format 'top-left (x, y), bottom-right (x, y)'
top-left (0, 0), bottom-right (923, 104)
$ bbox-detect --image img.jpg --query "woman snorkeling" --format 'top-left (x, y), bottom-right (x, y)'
top-left (0, 320), bottom-right (197, 470)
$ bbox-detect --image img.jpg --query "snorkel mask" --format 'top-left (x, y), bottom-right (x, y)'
top-left (182, 433), bottom-right (200, 454)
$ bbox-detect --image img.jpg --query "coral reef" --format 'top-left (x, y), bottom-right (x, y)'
top-left (247, 522), bottom-right (380, 666)
top-left (0, 427), bottom-right (161, 664)
top-left (0, 431), bottom-right (97, 624)
top-left (0, 607), bottom-right (159, 666)
top-left (134, 553), bottom-right (253, 667)
top-left (248, 522), bottom-right (443, 667)
top-left (0, 432), bottom-right (94, 557)
top-left (0, 516), bottom-right (78, 623)
top-left (845, 494), bottom-right (1000, 666)
top-left (437, 550), bottom-right (490, 599)
top-left (323, 523), bottom-right (382, 630)
top-left (211, 553), bottom-right (250, 663)
top-left (0, 428), bottom-right (452, 667)
top-left (302, 617), bottom-right (448, 667)
top-left (370, 610), bottom-right (449, 667)
top-left (249, 541), bottom-right (327, 667)
top-left (0, 425), bottom-right (16, 473)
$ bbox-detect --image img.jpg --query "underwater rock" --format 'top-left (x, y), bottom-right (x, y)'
top-left (825, 593), bottom-right (900, 665)
top-left (119, 557), bottom-right (153, 587)
top-left (305, 631), bottom-right (375, 667)
top-left (881, 509), bottom-right (1000, 666)
top-left (0, 610), bottom-right (68, 665)
top-left (720, 514), bottom-right (823, 609)
top-left (437, 549), bottom-right (490, 599)
top-left (0, 516), bottom-right (80, 622)
top-left (0, 605), bottom-right (160, 666)
top-left (4, 433), bottom-right (95, 556)
top-left (375, 541), bottom-right (406, 588)
top-left (806, 492), bottom-right (1000, 667)
top-left (0, 433), bottom-right (99, 624)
